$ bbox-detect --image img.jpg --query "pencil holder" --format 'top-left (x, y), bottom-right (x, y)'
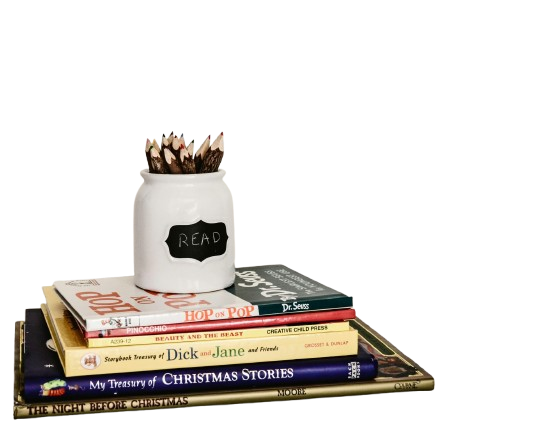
top-left (134, 169), bottom-right (235, 293)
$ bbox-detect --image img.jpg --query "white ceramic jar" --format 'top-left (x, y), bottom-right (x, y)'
top-left (134, 169), bottom-right (235, 293)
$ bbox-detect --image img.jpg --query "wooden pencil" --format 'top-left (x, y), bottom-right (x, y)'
top-left (199, 132), bottom-right (224, 173)
top-left (145, 138), bottom-right (154, 172)
top-left (162, 148), bottom-right (182, 174)
top-left (171, 133), bottom-right (182, 159)
top-left (145, 132), bottom-right (224, 174)
top-left (149, 139), bottom-right (167, 174)
top-left (179, 137), bottom-right (196, 174)
top-left (194, 135), bottom-right (211, 173)
top-left (161, 133), bottom-right (174, 149)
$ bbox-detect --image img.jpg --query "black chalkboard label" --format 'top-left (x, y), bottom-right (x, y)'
top-left (165, 221), bottom-right (229, 261)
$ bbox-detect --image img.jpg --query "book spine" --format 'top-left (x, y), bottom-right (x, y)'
top-left (23, 345), bottom-right (377, 402)
top-left (84, 308), bottom-right (357, 339)
top-left (63, 330), bottom-right (359, 377)
top-left (84, 311), bottom-right (187, 332)
top-left (14, 378), bottom-right (435, 419)
top-left (82, 296), bottom-right (354, 331)
top-left (255, 296), bottom-right (353, 317)
top-left (87, 321), bottom-right (351, 347)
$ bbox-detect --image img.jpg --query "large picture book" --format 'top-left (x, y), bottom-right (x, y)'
top-left (43, 288), bottom-right (358, 377)
top-left (53, 265), bottom-right (353, 331)
top-left (13, 317), bottom-right (435, 418)
top-left (20, 309), bottom-right (378, 402)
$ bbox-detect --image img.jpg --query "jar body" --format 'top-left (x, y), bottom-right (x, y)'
top-left (134, 169), bottom-right (235, 293)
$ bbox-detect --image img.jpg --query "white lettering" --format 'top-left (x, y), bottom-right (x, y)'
top-left (89, 380), bottom-right (105, 391)
top-left (178, 233), bottom-right (188, 247)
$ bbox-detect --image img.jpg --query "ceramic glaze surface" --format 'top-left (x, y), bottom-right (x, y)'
top-left (134, 169), bottom-right (235, 293)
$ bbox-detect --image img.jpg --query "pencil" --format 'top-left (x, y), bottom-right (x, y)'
top-left (162, 148), bottom-right (182, 174)
top-left (199, 132), bottom-right (224, 173)
top-left (194, 135), bottom-right (211, 173)
top-left (145, 138), bottom-right (154, 172)
top-left (161, 131), bottom-right (174, 154)
top-left (171, 134), bottom-right (182, 159)
top-left (179, 137), bottom-right (196, 174)
top-left (149, 139), bottom-right (167, 174)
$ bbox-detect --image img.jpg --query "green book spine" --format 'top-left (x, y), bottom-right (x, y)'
top-left (254, 295), bottom-right (353, 316)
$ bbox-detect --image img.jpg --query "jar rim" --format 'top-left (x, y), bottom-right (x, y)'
top-left (140, 169), bottom-right (226, 182)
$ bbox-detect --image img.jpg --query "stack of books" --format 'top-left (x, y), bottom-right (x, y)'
top-left (13, 265), bottom-right (434, 418)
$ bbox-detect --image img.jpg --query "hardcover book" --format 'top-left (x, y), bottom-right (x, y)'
top-left (83, 308), bottom-right (357, 339)
top-left (87, 320), bottom-right (351, 348)
top-left (43, 288), bottom-right (358, 377)
top-left (13, 317), bottom-right (435, 418)
top-left (53, 265), bottom-right (353, 331)
top-left (20, 309), bottom-right (377, 402)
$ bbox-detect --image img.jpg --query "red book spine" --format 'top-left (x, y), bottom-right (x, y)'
top-left (84, 308), bottom-right (356, 339)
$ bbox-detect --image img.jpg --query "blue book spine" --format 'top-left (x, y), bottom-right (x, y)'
top-left (23, 309), bottom-right (377, 403)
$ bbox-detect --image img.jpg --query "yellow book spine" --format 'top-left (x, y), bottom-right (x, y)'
top-left (63, 330), bottom-right (358, 377)
top-left (86, 321), bottom-right (351, 347)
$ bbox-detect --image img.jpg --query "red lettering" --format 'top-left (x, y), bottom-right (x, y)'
top-left (89, 302), bottom-right (140, 316)
top-left (162, 293), bottom-right (197, 299)
top-left (227, 306), bottom-right (256, 318)
top-left (166, 299), bottom-right (211, 310)
top-left (75, 291), bottom-right (140, 316)
top-left (76, 291), bottom-right (121, 301)
top-left (185, 309), bottom-right (214, 321)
